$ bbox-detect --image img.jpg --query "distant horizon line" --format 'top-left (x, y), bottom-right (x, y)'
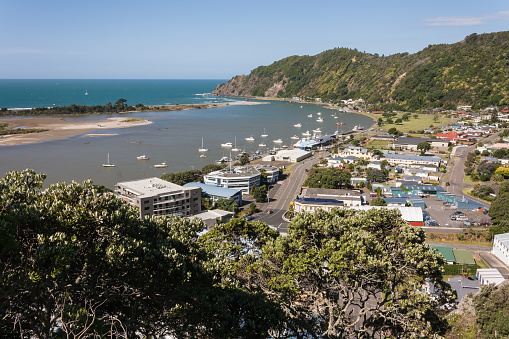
top-left (0, 78), bottom-right (229, 81)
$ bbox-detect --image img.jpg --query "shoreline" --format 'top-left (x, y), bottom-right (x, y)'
top-left (0, 101), bottom-right (266, 146)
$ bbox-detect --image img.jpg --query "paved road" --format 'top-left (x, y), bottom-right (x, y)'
top-left (255, 156), bottom-right (320, 232)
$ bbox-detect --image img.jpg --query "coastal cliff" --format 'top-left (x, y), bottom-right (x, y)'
top-left (213, 31), bottom-right (509, 111)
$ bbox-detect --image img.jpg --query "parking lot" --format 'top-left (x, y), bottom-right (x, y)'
top-left (422, 196), bottom-right (491, 228)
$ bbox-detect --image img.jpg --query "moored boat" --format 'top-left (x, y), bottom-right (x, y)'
top-left (154, 162), bottom-right (168, 168)
top-left (103, 153), bottom-right (115, 167)
top-left (221, 142), bottom-right (233, 148)
top-left (137, 155), bottom-right (149, 160)
top-left (293, 123), bottom-right (302, 128)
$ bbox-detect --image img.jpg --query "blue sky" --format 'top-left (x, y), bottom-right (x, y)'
top-left (1, 0), bottom-right (508, 79)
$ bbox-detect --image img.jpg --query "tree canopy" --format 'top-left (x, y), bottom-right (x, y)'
top-left (304, 167), bottom-right (352, 189)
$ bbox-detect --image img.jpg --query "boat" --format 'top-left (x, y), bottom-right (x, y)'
top-left (216, 156), bottom-right (229, 164)
top-left (336, 122), bottom-right (345, 125)
top-left (232, 137), bottom-right (240, 152)
top-left (317, 112), bottom-right (321, 115)
top-left (221, 142), bottom-right (233, 148)
top-left (85, 90), bottom-right (88, 96)
top-left (352, 125), bottom-right (364, 131)
top-left (273, 138), bottom-right (283, 144)
top-left (307, 114), bottom-right (313, 118)
top-left (198, 137), bottom-right (208, 152)
top-left (316, 117), bottom-right (324, 122)
top-left (200, 154), bottom-right (207, 158)
top-left (291, 135), bottom-right (299, 140)
top-left (313, 127), bottom-right (322, 133)
top-left (300, 105), bottom-right (303, 108)
top-left (302, 130), bottom-right (311, 137)
top-left (261, 128), bottom-right (268, 138)
top-left (334, 115), bottom-right (338, 119)
top-left (245, 136), bottom-right (255, 141)
top-left (258, 142), bottom-right (266, 147)
top-left (137, 155), bottom-right (149, 160)
top-left (154, 162), bottom-right (168, 168)
top-left (293, 123), bottom-right (302, 128)
top-left (102, 153), bottom-right (115, 167)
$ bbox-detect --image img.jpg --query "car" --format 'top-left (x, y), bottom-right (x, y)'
top-left (244, 215), bottom-right (255, 221)
top-left (464, 220), bottom-right (471, 227)
top-left (266, 210), bottom-right (273, 214)
top-left (450, 215), bottom-right (457, 220)
top-left (452, 211), bottom-right (464, 215)
top-left (446, 182), bottom-right (450, 186)
top-left (483, 210), bottom-right (489, 215)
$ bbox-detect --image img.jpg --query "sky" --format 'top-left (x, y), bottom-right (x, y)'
top-left (0, 0), bottom-right (508, 79)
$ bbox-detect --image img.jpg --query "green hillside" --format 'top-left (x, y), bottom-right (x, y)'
top-left (212, 32), bottom-right (509, 111)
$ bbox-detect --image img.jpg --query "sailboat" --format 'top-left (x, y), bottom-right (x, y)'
top-left (198, 137), bottom-right (208, 152)
top-left (102, 153), bottom-right (115, 167)
top-left (85, 90), bottom-right (88, 96)
top-left (261, 128), bottom-right (268, 138)
top-left (232, 136), bottom-right (240, 152)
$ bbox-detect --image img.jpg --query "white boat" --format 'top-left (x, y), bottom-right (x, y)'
top-left (293, 123), bottom-right (302, 128)
top-left (291, 135), bottom-right (299, 140)
top-left (85, 90), bottom-right (88, 96)
top-left (198, 137), bottom-right (208, 152)
top-left (300, 105), bottom-right (303, 108)
top-left (273, 138), bottom-right (283, 144)
top-left (352, 125), bottom-right (364, 131)
top-left (103, 153), bottom-right (115, 167)
top-left (334, 115), bottom-right (338, 119)
top-left (200, 154), bottom-right (207, 158)
top-left (154, 162), bottom-right (168, 168)
top-left (216, 156), bottom-right (229, 164)
top-left (316, 117), bottom-right (324, 122)
top-left (245, 136), bottom-right (255, 141)
top-left (232, 136), bottom-right (240, 152)
top-left (313, 127), bottom-right (322, 133)
top-left (221, 142), bottom-right (233, 148)
top-left (137, 155), bottom-right (149, 160)
top-left (307, 114), bottom-right (313, 118)
top-left (261, 128), bottom-right (268, 138)
top-left (317, 112), bottom-right (321, 115)
top-left (258, 142), bottom-right (266, 147)
top-left (302, 130), bottom-right (311, 137)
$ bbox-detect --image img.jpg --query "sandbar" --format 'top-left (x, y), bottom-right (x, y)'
top-left (0, 117), bottom-right (152, 146)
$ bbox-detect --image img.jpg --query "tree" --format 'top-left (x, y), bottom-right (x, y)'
top-left (495, 167), bottom-right (509, 178)
top-left (114, 98), bottom-right (127, 111)
top-left (161, 169), bottom-right (202, 186)
top-left (366, 168), bottom-right (386, 183)
top-left (304, 168), bottom-right (352, 189)
top-left (417, 141), bottom-right (431, 155)
top-left (387, 127), bottom-right (398, 135)
top-left (214, 198), bottom-right (240, 213)
top-left (204, 209), bottom-right (453, 338)
top-left (474, 283), bottom-right (509, 338)
top-left (239, 154), bottom-right (250, 165)
top-left (370, 197), bottom-right (387, 206)
top-left (250, 185), bottom-right (267, 203)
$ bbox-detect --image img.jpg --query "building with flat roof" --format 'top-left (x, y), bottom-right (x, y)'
top-left (349, 206), bottom-right (424, 226)
top-left (190, 209), bottom-right (234, 229)
top-left (384, 153), bottom-right (442, 167)
top-left (254, 164), bottom-right (280, 182)
top-left (204, 165), bottom-right (261, 194)
top-left (431, 245), bottom-right (456, 264)
top-left (262, 149), bottom-right (312, 163)
top-left (476, 269), bottom-right (506, 285)
top-left (184, 182), bottom-right (243, 205)
top-left (115, 177), bottom-right (201, 220)
top-left (492, 233), bottom-right (509, 266)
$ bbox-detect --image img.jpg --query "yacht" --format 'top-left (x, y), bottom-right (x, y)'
top-left (216, 156), bottom-right (229, 164)
top-left (317, 112), bottom-right (321, 115)
top-left (221, 142), bottom-right (233, 148)
top-left (316, 117), bottom-right (324, 122)
top-left (154, 162), bottom-right (168, 168)
top-left (273, 138), bottom-right (283, 144)
top-left (258, 142), bottom-right (266, 147)
top-left (352, 125), bottom-right (364, 131)
top-left (302, 130), bottom-right (311, 137)
top-left (245, 136), bottom-right (255, 141)
top-left (232, 136), bottom-right (240, 152)
top-left (291, 135), bottom-right (299, 140)
top-left (198, 137), bottom-right (208, 152)
top-left (307, 114), bottom-right (313, 118)
top-left (136, 155), bottom-right (149, 160)
top-left (200, 154), bottom-right (207, 158)
top-left (312, 127), bottom-right (322, 133)
top-left (293, 123), bottom-right (302, 128)
top-left (102, 153), bottom-right (115, 167)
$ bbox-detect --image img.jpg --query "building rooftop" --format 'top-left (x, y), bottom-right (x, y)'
top-left (184, 182), bottom-right (241, 197)
top-left (453, 249), bottom-right (476, 265)
top-left (494, 233), bottom-right (509, 249)
top-left (295, 197), bottom-right (344, 206)
top-left (402, 184), bottom-right (446, 192)
top-left (207, 165), bottom-right (260, 179)
top-left (394, 137), bottom-right (434, 145)
top-left (116, 177), bottom-right (186, 198)
top-left (384, 153), bottom-right (442, 163)
top-left (431, 245), bottom-right (455, 262)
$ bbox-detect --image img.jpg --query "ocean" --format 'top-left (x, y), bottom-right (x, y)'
top-left (0, 79), bottom-right (374, 189)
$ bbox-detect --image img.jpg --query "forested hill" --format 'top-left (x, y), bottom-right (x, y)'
top-left (212, 31), bottom-right (509, 111)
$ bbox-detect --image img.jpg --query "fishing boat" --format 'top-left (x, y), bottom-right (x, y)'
top-left (198, 137), bottom-right (208, 152)
top-left (293, 123), bottom-right (302, 128)
top-left (261, 128), bottom-right (268, 138)
top-left (245, 136), bottom-right (255, 141)
top-left (316, 117), bottom-right (324, 122)
top-left (154, 162), bottom-right (168, 168)
top-left (291, 135), bottom-right (299, 140)
top-left (103, 153), bottom-right (115, 167)
top-left (273, 138), bottom-right (283, 144)
top-left (137, 155), bottom-right (149, 160)
top-left (221, 142), bottom-right (233, 148)
top-left (302, 130), bottom-right (311, 137)
top-left (307, 114), bottom-right (313, 118)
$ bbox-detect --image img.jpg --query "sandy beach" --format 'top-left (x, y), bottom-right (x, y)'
top-left (0, 117), bottom-right (153, 146)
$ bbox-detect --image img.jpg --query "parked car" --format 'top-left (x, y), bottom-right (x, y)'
top-left (446, 182), bottom-right (450, 186)
top-left (450, 215), bottom-right (457, 220)
top-left (483, 210), bottom-right (489, 215)
top-left (463, 220), bottom-right (471, 227)
top-left (266, 210), bottom-right (273, 214)
top-left (243, 215), bottom-right (255, 221)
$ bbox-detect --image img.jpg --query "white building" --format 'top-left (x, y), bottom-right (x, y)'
top-left (190, 209), bottom-right (234, 229)
top-left (115, 177), bottom-right (201, 220)
top-left (476, 269), bottom-right (505, 286)
top-left (263, 149), bottom-right (312, 163)
top-left (492, 233), bottom-right (509, 266)
top-left (204, 165), bottom-right (261, 194)
top-left (383, 153), bottom-right (442, 167)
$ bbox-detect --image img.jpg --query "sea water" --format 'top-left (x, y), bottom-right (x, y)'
top-left (0, 80), bottom-right (374, 189)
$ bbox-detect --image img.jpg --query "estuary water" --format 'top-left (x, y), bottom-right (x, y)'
top-left (0, 80), bottom-right (374, 189)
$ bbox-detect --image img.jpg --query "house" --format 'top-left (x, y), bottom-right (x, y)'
top-left (297, 188), bottom-right (364, 209)
top-left (437, 131), bottom-right (460, 143)
top-left (432, 245), bottom-right (456, 264)
top-left (476, 269), bottom-right (506, 285)
top-left (349, 206), bottom-right (423, 226)
top-left (367, 161), bottom-right (381, 170)
top-left (492, 233), bottom-right (509, 266)
top-left (391, 137), bottom-right (434, 151)
top-left (190, 209), bottom-right (234, 229)
top-left (336, 146), bottom-right (373, 160)
top-left (383, 153), bottom-right (442, 167)
top-left (448, 277), bottom-right (480, 302)
top-left (184, 182), bottom-right (243, 206)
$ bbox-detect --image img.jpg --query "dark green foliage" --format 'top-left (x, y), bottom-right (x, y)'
top-left (304, 167), bottom-right (352, 189)
top-left (474, 283), bottom-right (509, 338)
top-left (161, 169), bottom-right (203, 186)
top-left (214, 198), bottom-right (240, 213)
top-left (442, 264), bottom-right (480, 276)
top-left (476, 161), bottom-right (500, 181)
top-left (0, 99), bottom-right (137, 116)
top-left (370, 197), bottom-right (387, 206)
top-left (366, 168), bottom-right (386, 183)
top-left (214, 32), bottom-right (509, 110)
top-left (250, 185), bottom-right (267, 203)
top-left (417, 141), bottom-right (431, 155)
top-left (201, 163), bottom-right (227, 175)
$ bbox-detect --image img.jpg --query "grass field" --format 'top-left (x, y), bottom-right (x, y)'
top-left (360, 112), bottom-right (454, 133)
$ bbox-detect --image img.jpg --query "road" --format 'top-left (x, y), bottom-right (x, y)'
top-left (256, 156), bottom-right (320, 233)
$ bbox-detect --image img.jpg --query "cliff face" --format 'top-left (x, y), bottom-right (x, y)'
top-left (212, 31), bottom-right (509, 111)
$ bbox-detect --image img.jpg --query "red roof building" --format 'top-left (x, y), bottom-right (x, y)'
top-left (371, 111), bottom-right (385, 114)
top-left (436, 131), bottom-right (459, 142)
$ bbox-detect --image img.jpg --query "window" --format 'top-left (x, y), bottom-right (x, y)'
top-left (144, 207), bottom-right (149, 210)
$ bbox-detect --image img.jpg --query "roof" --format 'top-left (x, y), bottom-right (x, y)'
top-left (384, 153), bottom-right (442, 163)
top-left (184, 182), bottom-right (241, 197)
top-left (448, 276), bottom-right (480, 302)
top-left (431, 245), bottom-right (456, 262)
top-left (295, 197), bottom-right (344, 206)
top-left (384, 198), bottom-right (408, 204)
top-left (349, 206), bottom-right (423, 222)
top-left (402, 184), bottom-right (446, 192)
top-left (116, 177), bottom-right (187, 198)
top-left (453, 249), bottom-right (476, 265)
top-left (190, 209), bottom-right (234, 220)
top-left (275, 149), bottom-right (312, 158)
top-left (494, 233), bottom-right (509, 249)
top-left (394, 137), bottom-right (434, 145)
top-left (476, 269), bottom-right (505, 285)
